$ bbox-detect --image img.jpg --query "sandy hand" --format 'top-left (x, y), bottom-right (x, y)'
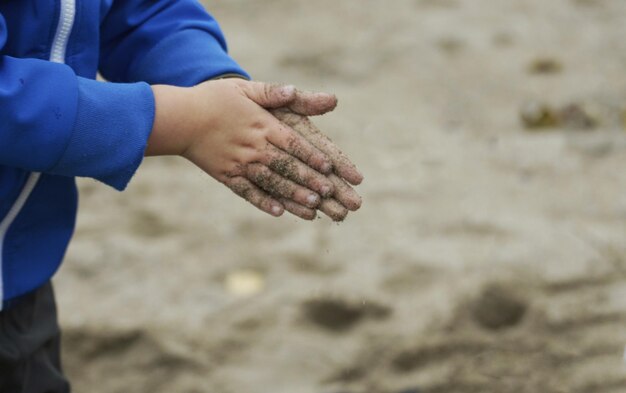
top-left (150, 80), bottom-right (340, 219)
top-left (150, 80), bottom-right (362, 221)
top-left (270, 108), bottom-right (363, 221)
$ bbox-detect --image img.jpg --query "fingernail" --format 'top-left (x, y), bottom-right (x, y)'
top-left (321, 162), bottom-right (332, 174)
top-left (271, 204), bottom-right (282, 216)
top-left (281, 85), bottom-right (296, 98)
top-left (320, 185), bottom-right (332, 197)
top-left (307, 194), bottom-right (319, 206)
top-left (352, 169), bottom-right (364, 185)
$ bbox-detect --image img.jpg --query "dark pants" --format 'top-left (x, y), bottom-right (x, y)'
top-left (0, 282), bottom-right (70, 393)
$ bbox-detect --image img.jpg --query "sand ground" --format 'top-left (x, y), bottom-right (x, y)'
top-left (56, 0), bottom-right (626, 392)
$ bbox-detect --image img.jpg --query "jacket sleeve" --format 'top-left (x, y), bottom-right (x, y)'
top-left (99, 0), bottom-right (250, 86)
top-left (0, 15), bottom-right (154, 190)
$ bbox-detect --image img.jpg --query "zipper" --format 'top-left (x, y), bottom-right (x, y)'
top-left (50, 0), bottom-right (77, 64)
top-left (0, 0), bottom-right (76, 308)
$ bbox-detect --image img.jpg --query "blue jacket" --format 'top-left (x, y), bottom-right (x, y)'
top-left (0, 0), bottom-right (248, 308)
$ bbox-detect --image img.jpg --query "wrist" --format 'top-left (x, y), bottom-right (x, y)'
top-left (146, 84), bottom-right (192, 157)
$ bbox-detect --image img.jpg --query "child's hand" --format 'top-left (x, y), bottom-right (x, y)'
top-left (271, 109), bottom-right (363, 221)
top-left (148, 79), bottom-right (338, 218)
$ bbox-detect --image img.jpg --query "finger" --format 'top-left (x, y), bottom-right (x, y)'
top-left (328, 174), bottom-right (362, 211)
top-left (293, 117), bottom-right (363, 185)
top-left (266, 118), bottom-right (332, 174)
top-left (272, 110), bottom-right (364, 185)
top-left (241, 81), bottom-right (297, 109)
top-left (289, 90), bottom-right (338, 116)
top-left (319, 199), bottom-right (349, 222)
top-left (225, 176), bottom-right (284, 217)
top-left (261, 146), bottom-right (335, 198)
top-left (280, 199), bottom-right (317, 220)
top-left (246, 163), bottom-right (321, 208)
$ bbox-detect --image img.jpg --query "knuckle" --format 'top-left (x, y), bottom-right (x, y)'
top-left (227, 163), bottom-right (245, 177)
top-left (270, 157), bottom-right (305, 185)
top-left (264, 83), bottom-right (272, 100)
top-left (228, 179), bottom-right (254, 201)
top-left (284, 134), bottom-right (298, 148)
top-left (250, 120), bottom-right (266, 131)
top-left (271, 127), bottom-right (287, 144)
top-left (245, 162), bottom-right (264, 176)
top-left (232, 78), bottom-right (246, 88)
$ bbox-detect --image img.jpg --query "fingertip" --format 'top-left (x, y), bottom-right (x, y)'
top-left (270, 203), bottom-right (284, 217)
top-left (326, 93), bottom-right (338, 111)
top-left (313, 92), bottom-right (338, 111)
top-left (332, 210), bottom-right (348, 222)
top-left (320, 199), bottom-right (348, 222)
top-left (306, 193), bottom-right (321, 208)
top-left (320, 161), bottom-right (333, 175)
top-left (282, 199), bottom-right (317, 220)
top-left (300, 209), bottom-right (318, 221)
top-left (344, 169), bottom-right (364, 186)
top-left (346, 195), bottom-right (362, 211)
top-left (309, 148), bottom-right (332, 175)
top-left (289, 91), bottom-right (339, 116)
top-left (350, 173), bottom-right (364, 186)
top-left (320, 184), bottom-right (334, 198)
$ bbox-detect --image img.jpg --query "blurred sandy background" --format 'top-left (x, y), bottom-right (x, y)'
top-left (56, 0), bottom-right (626, 392)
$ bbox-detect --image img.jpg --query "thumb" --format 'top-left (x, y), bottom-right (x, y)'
top-left (242, 81), bottom-right (297, 109)
top-left (289, 90), bottom-right (338, 116)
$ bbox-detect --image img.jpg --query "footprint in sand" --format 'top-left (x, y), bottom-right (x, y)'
top-left (301, 297), bottom-right (392, 333)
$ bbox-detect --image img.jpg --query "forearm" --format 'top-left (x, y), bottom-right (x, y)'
top-left (0, 57), bottom-right (78, 171)
top-left (0, 56), bottom-right (153, 190)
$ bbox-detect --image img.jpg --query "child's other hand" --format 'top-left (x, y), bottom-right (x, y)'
top-left (149, 79), bottom-right (339, 219)
top-left (271, 109), bottom-right (363, 221)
